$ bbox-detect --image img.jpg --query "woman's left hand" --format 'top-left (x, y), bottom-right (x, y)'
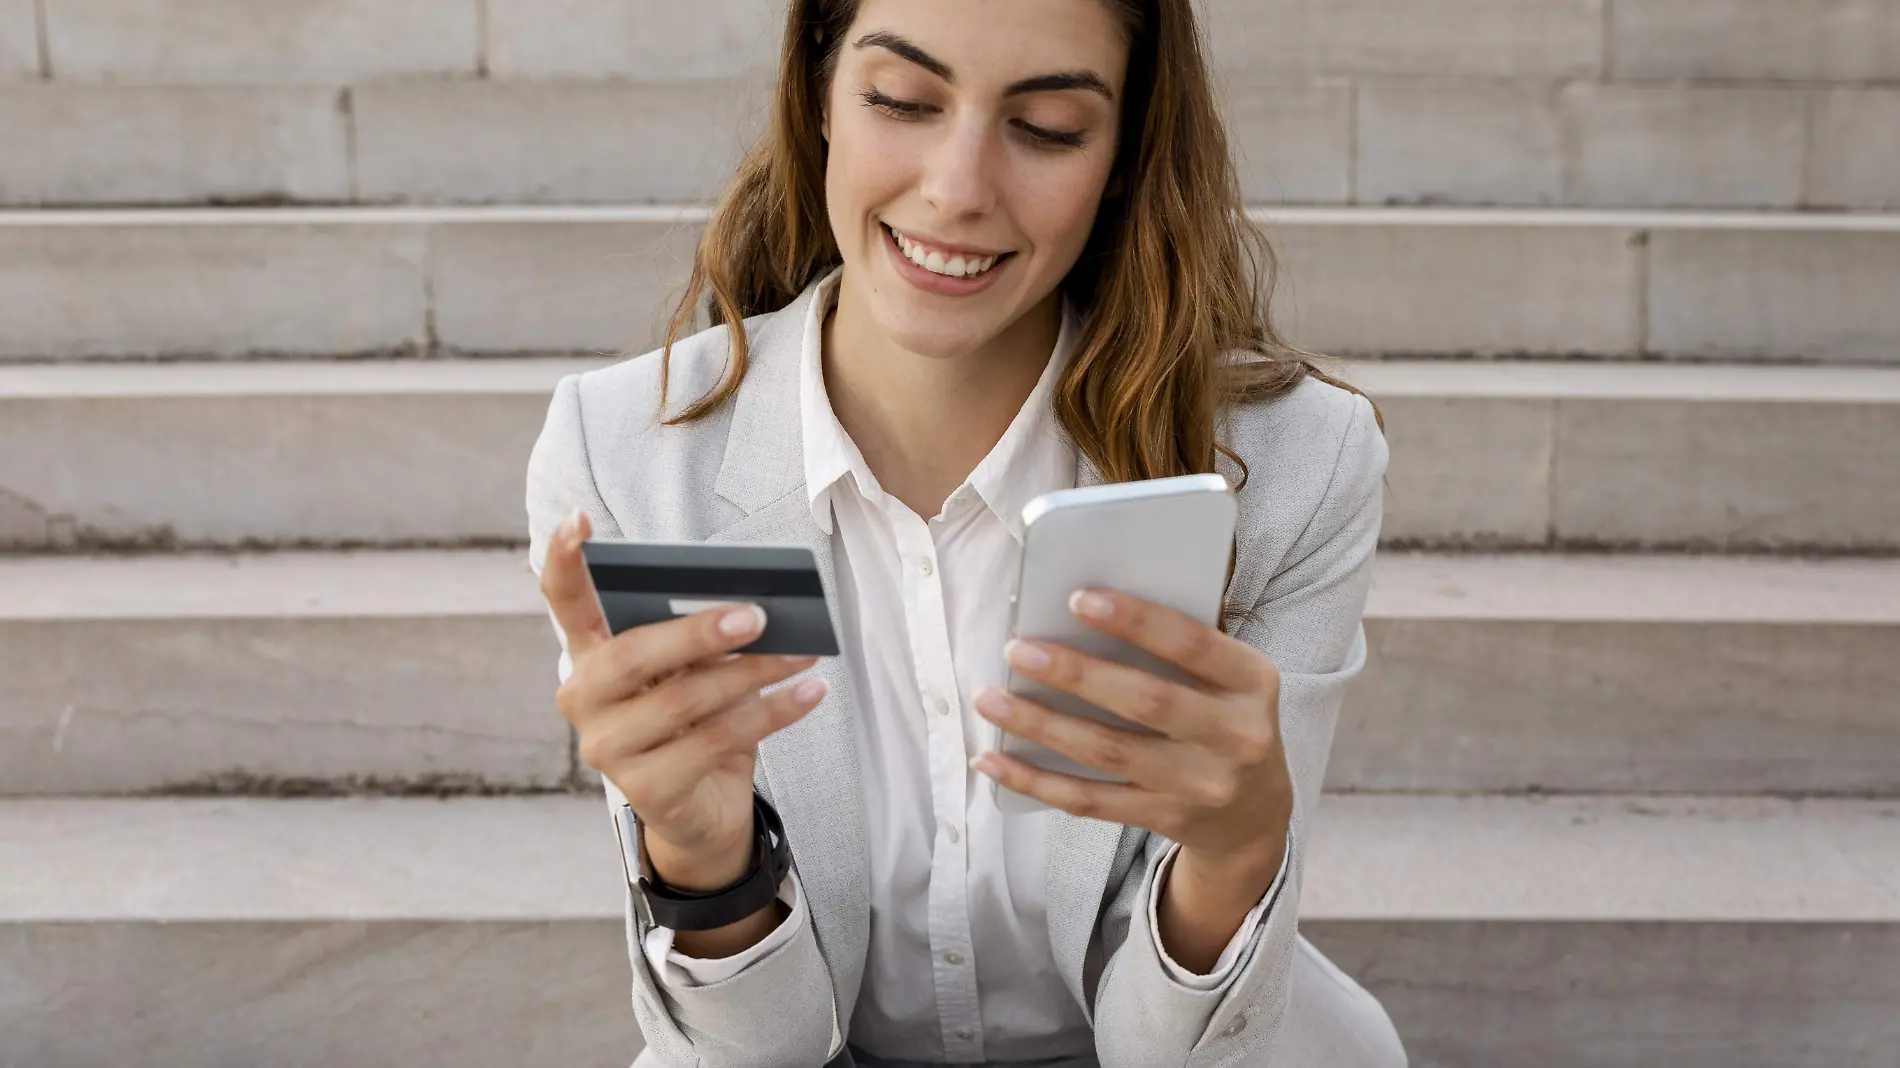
top-left (971, 587), bottom-right (1292, 870)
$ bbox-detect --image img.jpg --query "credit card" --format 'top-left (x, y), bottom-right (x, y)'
top-left (581, 540), bottom-right (840, 656)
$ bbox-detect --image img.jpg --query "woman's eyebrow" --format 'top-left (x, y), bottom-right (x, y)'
top-left (853, 31), bottom-right (1114, 101)
top-left (854, 32), bottom-right (955, 82)
top-left (1005, 72), bottom-right (1114, 102)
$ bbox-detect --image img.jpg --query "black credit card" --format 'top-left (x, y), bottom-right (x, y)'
top-left (581, 540), bottom-right (840, 656)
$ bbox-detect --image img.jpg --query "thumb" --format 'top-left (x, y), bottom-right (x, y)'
top-left (539, 508), bottom-right (611, 660)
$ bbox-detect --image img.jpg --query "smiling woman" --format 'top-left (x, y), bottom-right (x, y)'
top-left (525, 2), bottom-right (1403, 1067)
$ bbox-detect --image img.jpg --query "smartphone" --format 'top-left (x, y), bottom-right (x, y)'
top-left (582, 539), bottom-right (840, 656)
top-left (992, 473), bottom-right (1238, 814)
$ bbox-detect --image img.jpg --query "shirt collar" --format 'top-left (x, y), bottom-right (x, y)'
top-left (799, 268), bottom-right (860, 536)
top-left (800, 267), bottom-right (1081, 540)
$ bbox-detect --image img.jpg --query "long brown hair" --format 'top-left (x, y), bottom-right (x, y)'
top-left (656, 0), bottom-right (1363, 492)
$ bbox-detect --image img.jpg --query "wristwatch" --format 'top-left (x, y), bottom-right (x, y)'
top-left (612, 792), bottom-right (793, 932)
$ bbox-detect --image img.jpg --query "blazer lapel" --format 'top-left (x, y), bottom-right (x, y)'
top-left (709, 494), bottom-right (872, 1021)
top-left (707, 279), bottom-right (873, 1027)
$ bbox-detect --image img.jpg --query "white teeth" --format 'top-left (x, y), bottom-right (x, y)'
top-left (889, 226), bottom-right (1001, 279)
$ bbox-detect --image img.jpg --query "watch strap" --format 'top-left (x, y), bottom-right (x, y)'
top-left (616, 793), bottom-right (792, 932)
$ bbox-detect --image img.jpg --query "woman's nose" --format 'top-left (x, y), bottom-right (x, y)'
top-left (918, 121), bottom-right (999, 220)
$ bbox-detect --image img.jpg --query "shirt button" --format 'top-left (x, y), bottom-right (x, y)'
top-left (919, 557), bottom-right (935, 576)
top-left (1220, 1012), bottom-right (1248, 1038)
top-left (943, 950), bottom-right (964, 965)
top-left (932, 695), bottom-right (950, 717)
top-left (954, 1027), bottom-right (974, 1041)
top-left (945, 823), bottom-right (961, 843)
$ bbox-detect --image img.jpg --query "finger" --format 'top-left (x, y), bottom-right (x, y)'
top-left (1004, 638), bottom-right (1234, 748)
top-left (568, 600), bottom-right (771, 710)
top-left (971, 748), bottom-right (1166, 830)
top-left (635, 650), bottom-right (742, 697)
top-left (1068, 588), bottom-right (1271, 695)
top-left (540, 508), bottom-right (611, 660)
top-left (972, 687), bottom-right (1191, 792)
top-left (585, 652), bottom-right (818, 754)
top-left (596, 674), bottom-right (830, 804)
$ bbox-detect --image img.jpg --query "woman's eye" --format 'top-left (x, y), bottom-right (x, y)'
top-left (1016, 120), bottom-right (1089, 150)
top-left (859, 88), bottom-right (928, 120)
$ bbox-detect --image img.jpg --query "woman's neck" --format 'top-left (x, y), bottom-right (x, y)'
top-left (822, 273), bottom-right (1062, 521)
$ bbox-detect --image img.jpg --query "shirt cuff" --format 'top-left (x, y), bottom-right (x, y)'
top-left (640, 867), bottom-right (806, 987)
top-left (1148, 833), bottom-right (1293, 991)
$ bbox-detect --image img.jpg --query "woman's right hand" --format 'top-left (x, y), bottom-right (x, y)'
top-left (539, 508), bottom-right (830, 891)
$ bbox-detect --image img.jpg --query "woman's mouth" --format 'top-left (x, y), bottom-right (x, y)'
top-left (884, 223), bottom-right (1014, 282)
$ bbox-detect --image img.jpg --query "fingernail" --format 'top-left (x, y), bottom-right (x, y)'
top-left (793, 678), bottom-right (829, 703)
top-left (558, 507), bottom-right (580, 545)
top-left (720, 604), bottom-right (766, 637)
top-left (970, 753), bottom-right (1001, 777)
top-left (974, 688), bottom-right (1013, 721)
top-left (1005, 639), bottom-right (1051, 672)
top-left (1070, 590), bottom-right (1114, 620)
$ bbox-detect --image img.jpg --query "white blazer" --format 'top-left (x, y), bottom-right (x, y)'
top-left (526, 277), bottom-right (1406, 1068)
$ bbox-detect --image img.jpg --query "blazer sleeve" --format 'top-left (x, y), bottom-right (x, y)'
top-left (1088, 392), bottom-right (1387, 1068)
top-left (526, 373), bottom-right (845, 1068)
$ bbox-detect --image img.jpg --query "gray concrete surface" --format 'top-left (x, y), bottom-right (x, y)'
top-left (1648, 225), bottom-right (1900, 363)
top-left (5, 549), bottom-right (1893, 796)
top-left (0, 3), bottom-right (1895, 209)
top-left (0, 84), bottom-right (351, 205)
top-left (351, 79), bottom-right (768, 205)
top-left (1558, 83), bottom-right (1807, 209)
top-left (1809, 88), bottom-right (1900, 211)
top-left (43, 0), bottom-right (479, 83)
top-left (1608, 0), bottom-right (1900, 82)
top-left (485, 0), bottom-right (783, 80)
top-left (6, 208), bottom-right (1898, 362)
top-left (14, 78), bottom-right (1898, 209)
top-left (0, 549), bottom-right (568, 795)
top-left (1345, 553), bottom-right (1900, 794)
top-left (0, 358), bottom-right (601, 548)
top-left (1201, 0), bottom-right (1606, 79)
top-left (1, 794), bottom-right (1893, 1067)
top-left (1226, 80), bottom-right (1355, 204)
top-left (1352, 360), bottom-right (1900, 549)
top-left (0, 211), bottom-right (430, 359)
top-left (0, 0), bottom-right (36, 79)
top-left (7, 357), bottom-right (1898, 551)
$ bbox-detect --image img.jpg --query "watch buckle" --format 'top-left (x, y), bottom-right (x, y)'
top-left (613, 804), bottom-right (658, 929)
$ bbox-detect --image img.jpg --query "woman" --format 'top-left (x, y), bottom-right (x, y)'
top-left (527, 1), bottom-right (1403, 1066)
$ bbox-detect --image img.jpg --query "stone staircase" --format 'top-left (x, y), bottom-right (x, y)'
top-left (2, 2), bottom-right (1897, 1067)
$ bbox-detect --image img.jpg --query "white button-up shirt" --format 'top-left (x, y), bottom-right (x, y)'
top-left (643, 269), bottom-right (1281, 1063)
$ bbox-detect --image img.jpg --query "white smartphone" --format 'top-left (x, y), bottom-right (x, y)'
top-left (991, 473), bottom-right (1239, 814)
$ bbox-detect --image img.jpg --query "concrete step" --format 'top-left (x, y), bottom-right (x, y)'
top-left (2, 3), bottom-right (1895, 210)
top-left (4, 356), bottom-right (1896, 551)
top-left (4, 550), bottom-right (1894, 796)
top-left (0, 548), bottom-right (569, 795)
top-left (3, 78), bottom-right (1896, 211)
top-left (1345, 359), bottom-right (1900, 550)
top-left (0, 793), bottom-right (1892, 1067)
top-left (11, 0), bottom-right (1898, 87)
top-left (1349, 552), bottom-right (1900, 795)
top-left (3, 206), bottom-right (1897, 364)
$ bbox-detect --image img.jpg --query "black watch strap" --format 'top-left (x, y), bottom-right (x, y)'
top-left (614, 793), bottom-right (792, 932)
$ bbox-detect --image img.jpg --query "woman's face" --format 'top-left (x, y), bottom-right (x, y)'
top-left (823, 0), bottom-right (1129, 359)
